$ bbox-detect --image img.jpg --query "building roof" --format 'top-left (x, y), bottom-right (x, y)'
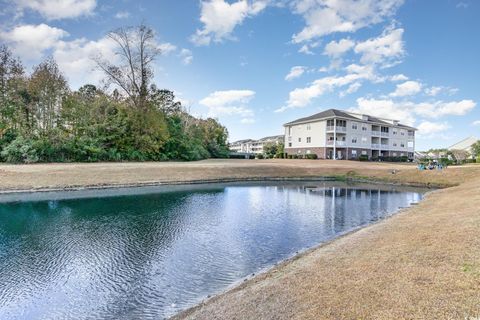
top-left (284, 109), bottom-right (358, 125)
top-left (258, 134), bottom-right (284, 142)
top-left (283, 108), bottom-right (417, 130)
top-left (448, 136), bottom-right (478, 150)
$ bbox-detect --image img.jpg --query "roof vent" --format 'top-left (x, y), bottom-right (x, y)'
top-left (393, 120), bottom-right (399, 126)
top-left (362, 115), bottom-right (369, 121)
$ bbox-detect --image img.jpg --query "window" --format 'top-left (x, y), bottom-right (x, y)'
top-left (352, 150), bottom-right (357, 155)
top-left (401, 131), bottom-right (405, 136)
top-left (393, 142), bottom-right (397, 147)
top-left (306, 124), bottom-right (311, 130)
top-left (362, 126), bottom-right (367, 131)
top-left (351, 138), bottom-right (357, 143)
top-left (400, 143), bottom-right (405, 148)
top-left (362, 150), bottom-right (367, 155)
top-left (393, 130), bottom-right (397, 135)
top-left (393, 152), bottom-right (397, 156)
top-left (298, 137), bottom-right (301, 142)
top-left (361, 137), bottom-right (367, 143)
top-left (306, 150), bottom-right (311, 154)
top-left (288, 126), bottom-right (291, 136)
top-left (352, 123), bottom-right (358, 130)
top-left (288, 143), bottom-right (292, 147)
top-left (306, 137), bottom-right (311, 143)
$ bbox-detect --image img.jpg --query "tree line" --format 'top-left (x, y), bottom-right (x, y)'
top-left (0, 25), bottom-right (229, 163)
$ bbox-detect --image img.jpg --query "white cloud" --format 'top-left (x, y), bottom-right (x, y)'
top-left (53, 36), bottom-right (118, 89)
top-left (114, 11), bottom-right (130, 19)
top-left (354, 26), bottom-right (405, 67)
top-left (158, 42), bottom-right (177, 55)
top-left (472, 120), bottom-right (480, 126)
top-left (199, 90), bottom-right (256, 123)
top-left (179, 49), bottom-right (193, 65)
top-left (191, 0), bottom-right (269, 46)
top-left (424, 86), bottom-right (458, 96)
top-left (240, 118), bottom-right (255, 124)
top-left (340, 82), bottom-right (361, 97)
top-left (417, 121), bottom-right (450, 136)
top-left (390, 80), bottom-right (422, 97)
top-left (278, 64), bottom-right (378, 111)
top-left (298, 41), bottom-right (320, 55)
top-left (14, 0), bottom-right (96, 20)
top-left (413, 100), bottom-right (476, 118)
top-left (349, 97), bottom-right (416, 125)
top-left (389, 74), bottom-right (408, 82)
top-left (291, 0), bottom-right (404, 43)
top-left (0, 23), bottom-right (68, 60)
top-left (323, 38), bottom-right (355, 57)
top-left (285, 66), bottom-right (306, 81)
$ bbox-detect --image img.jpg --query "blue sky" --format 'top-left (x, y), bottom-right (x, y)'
top-left (0, 0), bottom-right (478, 150)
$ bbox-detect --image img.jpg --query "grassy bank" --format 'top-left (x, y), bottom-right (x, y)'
top-left (0, 159), bottom-right (477, 192)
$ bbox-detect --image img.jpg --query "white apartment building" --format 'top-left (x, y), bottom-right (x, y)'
top-left (230, 135), bottom-right (284, 154)
top-left (284, 109), bottom-right (416, 160)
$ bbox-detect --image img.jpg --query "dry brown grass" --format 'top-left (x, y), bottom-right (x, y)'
top-left (1, 159), bottom-right (479, 319)
top-left (0, 159), bottom-right (477, 191)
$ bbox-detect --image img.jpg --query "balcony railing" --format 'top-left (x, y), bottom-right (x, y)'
top-left (371, 143), bottom-right (380, 149)
top-left (381, 132), bottom-right (389, 137)
top-left (372, 131), bottom-right (381, 137)
top-left (327, 141), bottom-right (346, 146)
top-left (326, 126), bottom-right (346, 132)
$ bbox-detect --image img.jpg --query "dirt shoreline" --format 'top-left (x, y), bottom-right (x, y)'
top-left (1, 159), bottom-right (479, 319)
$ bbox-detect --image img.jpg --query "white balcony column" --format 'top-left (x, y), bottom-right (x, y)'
top-left (333, 119), bottom-right (337, 160)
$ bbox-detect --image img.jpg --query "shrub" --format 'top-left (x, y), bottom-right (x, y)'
top-left (305, 153), bottom-right (318, 159)
top-left (1, 136), bottom-right (39, 163)
top-left (359, 154), bottom-right (369, 161)
top-left (256, 154), bottom-right (264, 159)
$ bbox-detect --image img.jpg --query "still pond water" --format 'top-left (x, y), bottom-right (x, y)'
top-left (0, 181), bottom-right (425, 319)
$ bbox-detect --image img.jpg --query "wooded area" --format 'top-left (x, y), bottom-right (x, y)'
top-left (0, 24), bottom-right (229, 163)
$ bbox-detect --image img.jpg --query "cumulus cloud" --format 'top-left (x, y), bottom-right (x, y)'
top-left (199, 90), bottom-right (256, 123)
top-left (291, 0), bottom-right (404, 43)
top-left (413, 100), bottom-right (476, 118)
top-left (417, 121), bottom-right (450, 136)
top-left (323, 38), bottom-right (355, 57)
top-left (389, 74), bottom-right (408, 82)
top-left (179, 49), bottom-right (193, 65)
top-left (472, 120), bottom-right (480, 126)
top-left (354, 26), bottom-right (405, 67)
top-left (285, 66), bottom-right (306, 81)
top-left (0, 23), bottom-right (68, 60)
top-left (191, 0), bottom-right (269, 46)
top-left (277, 63), bottom-right (378, 112)
top-left (390, 80), bottom-right (422, 97)
top-left (14, 0), bottom-right (96, 20)
top-left (349, 97), bottom-right (416, 125)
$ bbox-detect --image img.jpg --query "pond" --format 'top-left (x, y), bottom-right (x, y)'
top-left (0, 181), bottom-right (426, 319)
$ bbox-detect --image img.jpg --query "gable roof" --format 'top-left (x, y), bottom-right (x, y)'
top-left (448, 136), bottom-right (478, 150)
top-left (284, 109), bottom-right (358, 126)
top-left (283, 108), bottom-right (417, 130)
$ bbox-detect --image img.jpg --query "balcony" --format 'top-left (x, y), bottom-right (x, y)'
top-left (381, 132), bottom-right (389, 137)
top-left (326, 126), bottom-right (347, 132)
top-left (371, 131), bottom-right (381, 137)
top-left (371, 143), bottom-right (380, 149)
top-left (327, 141), bottom-right (346, 146)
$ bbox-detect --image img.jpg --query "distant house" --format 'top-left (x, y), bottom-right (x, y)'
top-left (229, 135), bottom-right (284, 154)
top-left (448, 136), bottom-right (478, 158)
top-left (283, 108), bottom-right (416, 160)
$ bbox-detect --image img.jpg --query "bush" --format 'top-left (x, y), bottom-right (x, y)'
top-left (359, 154), bottom-right (369, 161)
top-left (305, 153), bottom-right (318, 159)
top-left (0, 136), bottom-right (39, 163)
top-left (256, 154), bottom-right (264, 159)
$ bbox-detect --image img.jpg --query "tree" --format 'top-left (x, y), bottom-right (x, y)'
top-left (95, 24), bottom-right (161, 110)
top-left (28, 58), bottom-right (68, 133)
top-left (0, 45), bottom-right (26, 136)
top-left (471, 140), bottom-right (480, 157)
top-left (450, 149), bottom-right (470, 164)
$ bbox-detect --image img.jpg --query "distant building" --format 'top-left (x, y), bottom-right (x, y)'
top-left (230, 135), bottom-right (284, 154)
top-left (448, 136), bottom-right (478, 158)
top-left (283, 109), bottom-right (416, 160)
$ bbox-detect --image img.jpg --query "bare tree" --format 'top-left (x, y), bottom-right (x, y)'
top-left (94, 24), bottom-right (161, 110)
top-left (450, 149), bottom-right (470, 164)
